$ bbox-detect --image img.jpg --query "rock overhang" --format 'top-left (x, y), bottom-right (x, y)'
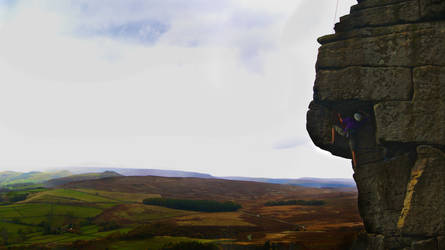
top-left (306, 0), bottom-right (445, 249)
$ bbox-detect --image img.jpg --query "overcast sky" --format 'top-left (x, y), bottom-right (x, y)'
top-left (0, 0), bottom-right (357, 178)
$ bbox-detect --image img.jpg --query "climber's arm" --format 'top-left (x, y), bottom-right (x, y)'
top-left (337, 113), bottom-right (343, 123)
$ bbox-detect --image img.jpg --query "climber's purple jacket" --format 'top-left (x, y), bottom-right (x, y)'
top-left (342, 117), bottom-right (367, 133)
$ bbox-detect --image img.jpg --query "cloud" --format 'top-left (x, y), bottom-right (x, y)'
top-left (0, 0), bottom-right (286, 71)
top-left (273, 138), bottom-right (306, 150)
top-left (0, 0), bottom-right (357, 178)
top-left (76, 20), bottom-right (169, 45)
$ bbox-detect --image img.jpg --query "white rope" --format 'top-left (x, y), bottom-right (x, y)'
top-left (334, 0), bottom-right (340, 24)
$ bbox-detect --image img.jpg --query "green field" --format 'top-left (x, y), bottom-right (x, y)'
top-left (0, 186), bottom-right (195, 248)
top-left (0, 185), bottom-right (242, 248)
top-left (24, 189), bottom-right (118, 204)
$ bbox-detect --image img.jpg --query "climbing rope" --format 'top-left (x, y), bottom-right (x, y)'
top-left (334, 0), bottom-right (340, 24)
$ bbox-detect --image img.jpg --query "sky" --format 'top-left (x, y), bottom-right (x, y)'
top-left (0, 0), bottom-right (357, 178)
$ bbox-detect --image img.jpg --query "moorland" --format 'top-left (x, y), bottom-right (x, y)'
top-left (0, 171), bottom-right (362, 249)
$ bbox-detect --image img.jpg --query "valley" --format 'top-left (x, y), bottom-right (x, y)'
top-left (0, 174), bottom-right (362, 249)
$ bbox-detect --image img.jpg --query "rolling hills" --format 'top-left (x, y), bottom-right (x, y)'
top-left (0, 174), bottom-right (362, 249)
top-left (0, 171), bottom-right (71, 187)
top-left (60, 175), bottom-right (347, 202)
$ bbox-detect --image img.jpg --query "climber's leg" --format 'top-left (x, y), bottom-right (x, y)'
top-left (349, 130), bottom-right (358, 167)
top-left (331, 127), bottom-right (335, 144)
top-left (352, 150), bottom-right (357, 168)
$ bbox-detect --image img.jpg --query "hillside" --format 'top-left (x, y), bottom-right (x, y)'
top-left (58, 167), bottom-right (356, 188)
top-left (0, 171), bottom-right (71, 186)
top-left (0, 175), bottom-right (362, 249)
top-left (61, 176), bottom-right (347, 203)
top-left (63, 167), bottom-right (214, 179)
top-left (44, 171), bottom-right (122, 187)
top-left (223, 177), bottom-right (356, 188)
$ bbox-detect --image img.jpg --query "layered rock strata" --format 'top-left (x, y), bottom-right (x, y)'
top-left (306, 0), bottom-right (445, 249)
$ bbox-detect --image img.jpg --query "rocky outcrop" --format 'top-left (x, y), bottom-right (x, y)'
top-left (306, 0), bottom-right (445, 249)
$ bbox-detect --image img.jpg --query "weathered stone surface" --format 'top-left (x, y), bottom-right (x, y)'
top-left (437, 236), bottom-right (445, 249)
top-left (351, 233), bottom-right (385, 250)
top-left (336, 0), bottom-right (420, 32)
top-left (353, 153), bottom-right (415, 234)
top-left (374, 101), bottom-right (445, 144)
top-left (419, 0), bottom-right (445, 20)
top-left (315, 67), bottom-right (412, 101)
top-left (398, 146), bottom-right (445, 236)
top-left (353, 0), bottom-right (409, 11)
top-left (365, 234), bottom-right (385, 250)
top-left (373, 66), bottom-right (445, 145)
top-left (413, 66), bottom-right (445, 101)
top-left (410, 238), bottom-right (437, 250)
top-left (307, 0), bottom-right (445, 248)
top-left (351, 234), bottom-right (418, 250)
top-left (318, 22), bottom-right (435, 45)
top-left (317, 22), bottom-right (445, 69)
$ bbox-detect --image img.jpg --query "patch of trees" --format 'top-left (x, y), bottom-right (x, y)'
top-left (264, 200), bottom-right (326, 206)
top-left (142, 198), bottom-right (242, 212)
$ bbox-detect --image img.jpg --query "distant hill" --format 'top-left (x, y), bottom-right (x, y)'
top-left (3, 167), bottom-right (355, 189)
top-left (61, 175), bottom-right (341, 201)
top-left (44, 171), bottom-right (122, 187)
top-left (0, 170), bottom-right (71, 186)
top-left (56, 167), bottom-right (355, 188)
top-left (61, 167), bottom-right (215, 179)
top-left (222, 177), bottom-right (356, 188)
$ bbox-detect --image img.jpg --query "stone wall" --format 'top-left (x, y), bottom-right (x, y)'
top-left (306, 0), bottom-right (445, 249)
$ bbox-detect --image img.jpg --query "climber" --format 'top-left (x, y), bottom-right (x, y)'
top-left (331, 112), bottom-right (368, 168)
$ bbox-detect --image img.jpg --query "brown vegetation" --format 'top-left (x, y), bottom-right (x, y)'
top-left (61, 176), bottom-right (363, 248)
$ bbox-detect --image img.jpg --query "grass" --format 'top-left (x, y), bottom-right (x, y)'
top-left (0, 221), bottom-right (38, 233)
top-left (0, 203), bottom-right (103, 226)
top-left (21, 226), bottom-right (133, 245)
top-left (23, 189), bottom-right (117, 204)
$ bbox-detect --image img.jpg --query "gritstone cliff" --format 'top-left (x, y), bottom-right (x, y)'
top-left (306, 0), bottom-right (445, 249)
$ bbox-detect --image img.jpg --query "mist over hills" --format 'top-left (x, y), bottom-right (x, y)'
top-left (222, 176), bottom-right (356, 188)
top-left (0, 170), bottom-right (71, 186)
top-left (62, 167), bottom-right (215, 179)
top-left (0, 167), bottom-right (356, 188)
top-left (59, 167), bottom-right (357, 188)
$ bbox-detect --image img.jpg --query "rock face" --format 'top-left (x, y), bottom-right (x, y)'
top-left (306, 0), bottom-right (445, 249)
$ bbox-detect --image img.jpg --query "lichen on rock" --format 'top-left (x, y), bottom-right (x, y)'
top-left (306, 0), bottom-right (445, 249)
